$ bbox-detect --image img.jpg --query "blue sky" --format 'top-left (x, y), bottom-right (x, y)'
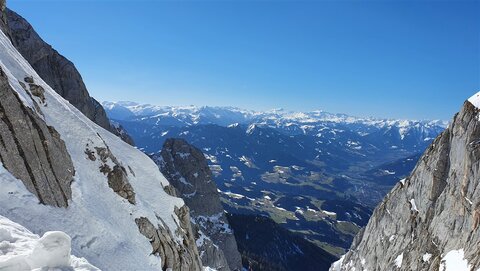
top-left (8, 0), bottom-right (480, 120)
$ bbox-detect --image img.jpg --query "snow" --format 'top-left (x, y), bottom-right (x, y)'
top-left (394, 253), bottom-right (403, 268)
top-left (222, 191), bottom-right (245, 199)
top-left (422, 253), bottom-right (432, 263)
top-left (183, 191), bottom-right (197, 198)
top-left (322, 210), bottom-right (337, 216)
top-left (468, 92), bottom-right (480, 108)
top-left (0, 215), bottom-right (99, 270)
top-left (194, 212), bottom-right (232, 234)
top-left (239, 156), bottom-right (256, 168)
top-left (179, 176), bottom-right (193, 187)
top-left (0, 28), bottom-right (186, 269)
top-left (330, 255), bottom-right (345, 271)
top-left (275, 206), bottom-right (287, 211)
top-left (195, 229), bottom-right (211, 247)
top-left (384, 170), bottom-right (395, 175)
top-left (177, 152), bottom-right (191, 159)
top-left (440, 249), bottom-right (471, 271)
top-left (410, 199), bottom-right (419, 212)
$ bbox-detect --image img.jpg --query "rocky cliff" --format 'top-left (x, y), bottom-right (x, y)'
top-left (4, 8), bottom-right (134, 146)
top-left (331, 94), bottom-right (480, 270)
top-left (154, 138), bottom-right (243, 271)
top-left (0, 69), bottom-right (74, 208)
top-left (0, 3), bottom-right (203, 270)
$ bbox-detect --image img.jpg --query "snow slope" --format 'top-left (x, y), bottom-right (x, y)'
top-left (0, 23), bottom-right (187, 269)
top-left (0, 215), bottom-right (99, 271)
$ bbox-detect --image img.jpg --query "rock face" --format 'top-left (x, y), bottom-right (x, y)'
top-left (135, 206), bottom-right (203, 271)
top-left (0, 67), bottom-right (74, 208)
top-left (154, 138), bottom-right (242, 271)
top-left (0, 0), bottom-right (8, 37)
top-left (5, 9), bottom-right (134, 146)
top-left (331, 97), bottom-right (480, 270)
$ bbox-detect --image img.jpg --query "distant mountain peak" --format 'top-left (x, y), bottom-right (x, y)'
top-left (102, 100), bottom-right (448, 128)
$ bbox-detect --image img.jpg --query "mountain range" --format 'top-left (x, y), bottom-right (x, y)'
top-left (0, 1), bottom-right (477, 271)
top-left (103, 101), bottom-right (446, 256)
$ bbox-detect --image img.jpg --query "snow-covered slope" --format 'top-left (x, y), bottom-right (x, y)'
top-left (0, 215), bottom-right (99, 271)
top-left (0, 17), bottom-right (201, 270)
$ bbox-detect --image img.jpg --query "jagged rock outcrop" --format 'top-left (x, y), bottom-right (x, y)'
top-left (4, 8), bottom-right (134, 146)
top-left (135, 206), bottom-right (203, 271)
top-left (0, 67), bottom-right (74, 208)
top-left (86, 145), bottom-right (136, 204)
top-left (331, 95), bottom-right (480, 270)
top-left (154, 138), bottom-right (243, 271)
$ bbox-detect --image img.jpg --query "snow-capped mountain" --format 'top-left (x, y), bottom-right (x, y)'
top-left (0, 3), bottom-right (205, 270)
top-left (331, 93), bottom-right (480, 270)
top-left (103, 101), bottom-right (446, 143)
top-left (103, 101), bottom-right (446, 257)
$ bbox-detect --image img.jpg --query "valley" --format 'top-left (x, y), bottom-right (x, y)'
top-left (104, 102), bottom-right (446, 255)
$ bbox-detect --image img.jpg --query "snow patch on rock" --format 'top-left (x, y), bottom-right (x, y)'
top-left (394, 253), bottom-right (403, 268)
top-left (468, 92), bottom-right (480, 109)
top-left (440, 249), bottom-right (470, 271)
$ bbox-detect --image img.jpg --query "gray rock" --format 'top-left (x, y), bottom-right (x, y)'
top-left (135, 205), bottom-right (203, 271)
top-left (4, 8), bottom-right (134, 146)
top-left (154, 138), bottom-right (243, 271)
top-left (106, 165), bottom-right (135, 205)
top-left (85, 144), bottom-right (136, 205)
top-left (331, 100), bottom-right (480, 270)
top-left (0, 67), bottom-right (74, 208)
top-left (0, 0), bottom-right (10, 40)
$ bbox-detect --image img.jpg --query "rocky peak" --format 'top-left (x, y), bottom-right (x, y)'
top-left (154, 138), bottom-right (243, 271)
top-left (331, 94), bottom-right (480, 270)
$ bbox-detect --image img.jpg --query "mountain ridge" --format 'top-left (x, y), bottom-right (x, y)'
top-left (330, 92), bottom-right (480, 270)
top-left (103, 101), bottom-right (448, 128)
top-left (103, 100), bottom-right (447, 257)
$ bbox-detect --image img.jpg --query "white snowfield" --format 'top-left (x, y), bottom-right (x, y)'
top-left (0, 215), bottom-right (99, 271)
top-left (0, 27), bottom-right (186, 269)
